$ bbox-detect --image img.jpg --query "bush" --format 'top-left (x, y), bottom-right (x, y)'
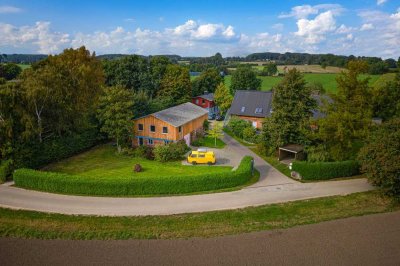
top-left (203, 120), bottom-right (210, 131)
top-left (242, 126), bottom-right (256, 143)
top-left (122, 146), bottom-right (155, 160)
top-left (13, 127), bottom-right (101, 169)
top-left (227, 117), bottom-right (252, 138)
top-left (0, 159), bottom-right (13, 183)
top-left (13, 156), bottom-right (255, 196)
top-left (154, 140), bottom-right (190, 162)
top-left (292, 161), bottom-right (360, 180)
top-left (306, 145), bottom-right (331, 162)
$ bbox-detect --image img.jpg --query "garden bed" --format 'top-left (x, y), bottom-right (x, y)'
top-left (13, 145), bottom-right (255, 196)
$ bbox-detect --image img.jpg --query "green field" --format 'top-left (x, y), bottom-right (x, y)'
top-left (44, 144), bottom-right (232, 179)
top-left (223, 74), bottom-right (382, 93)
top-left (17, 64), bottom-right (31, 70)
top-left (0, 191), bottom-right (396, 240)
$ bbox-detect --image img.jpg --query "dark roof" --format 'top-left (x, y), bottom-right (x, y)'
top-left (279, 144), bottom-right (304, 153)
top-left (195, 93), bottom-right (214, 102)
top-left (311, 94), bottom-right (331, 119)
top-left (151, 102), bottom-right (208, 127)
top-left (230, 90), bottom-right (273, 118)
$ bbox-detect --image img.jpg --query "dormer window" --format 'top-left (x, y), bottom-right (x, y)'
top-left (255, 108), bottom-right (263, 114)
top-left (241, 107), bottom-right (246, 113)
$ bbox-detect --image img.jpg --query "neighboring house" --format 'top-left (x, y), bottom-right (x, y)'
top-left (228, 90), bottom-right (273, 129)
top-left (228, 90), bottom-right (328, 129)
top-left (192, 92), bottom-right (219, 119)
top-left (133, 102), bottom-right (208, 147)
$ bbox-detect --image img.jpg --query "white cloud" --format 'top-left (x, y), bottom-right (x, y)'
top-left (295, 11), bottom-right (337, 44)
top-left (336, 24), bottom-right (355, 34)
top-left (377, 0), bottom-right (387, 6)
top-left (271, 23), bottom-right (284, 31)
top-left (279, 4), bottom-right (344, 19)
top-left (0, 5), bottom-right (22, 13)
top-left (360, 23), bottom-right (374, 31)
top-left (169, 20), bottom-right (236, 40)
top-left (0, 21), bottom-right (69, 54)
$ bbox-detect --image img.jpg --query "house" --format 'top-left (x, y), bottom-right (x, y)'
top-left (228, 90), bottom-right (330, 129)
top-left (133, 102), bottom-right (208, 147)
top-left (227, 90), bottom-right (273, 129)
top-left (192, 92), bottom-right (219, 119)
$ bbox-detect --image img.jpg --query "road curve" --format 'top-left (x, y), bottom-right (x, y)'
top-left (0, 134), bottom-right (374, 216)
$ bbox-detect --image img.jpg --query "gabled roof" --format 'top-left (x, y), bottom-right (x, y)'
top-left (151, 102), bottom-right (208, 127)
top-left (230, 90), bottom-right (273, 118)
top-left (195, 93), bottom-right (214, 102)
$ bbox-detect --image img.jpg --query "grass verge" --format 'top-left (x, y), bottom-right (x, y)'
top-left (0, 191), bottom-right (397, 240)
top-left (191, 136), bottom-right (226, 149)
top-left (249, 147), bottom-right (291, 177)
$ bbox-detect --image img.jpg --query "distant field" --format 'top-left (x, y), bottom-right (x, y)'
top-left (239, 63), bottom-right (345, 74)
top-left (17, 64), bottom-right (31, 70)
top-left (223, 73), bottom-right (382, 93)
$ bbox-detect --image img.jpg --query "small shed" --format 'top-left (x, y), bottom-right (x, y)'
top-left (278, 144), bottom-right (305, 162)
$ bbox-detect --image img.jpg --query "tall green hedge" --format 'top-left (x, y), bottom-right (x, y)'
top-left (13, 128), bottom-right (101, 169)
top-left (13, 156), bottom-right (255, 196)
top-left (0, 160), bottom-right (13, 183)
top-left (292, 160), bottom-right (360, 180)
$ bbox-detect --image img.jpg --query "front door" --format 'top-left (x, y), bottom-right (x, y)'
top-left (184, 133), bottom-right (190, 146)
top-left (139, 138), bottom-right (144, 146)
top-left (252, 121), bottom-right (257, 128)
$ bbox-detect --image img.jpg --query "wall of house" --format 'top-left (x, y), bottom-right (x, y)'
top-left (133, 113), bottom-right (208, 146)
top-left (232, 115), bottom-right (264, 129)
top-left (192, 97), bottom-right (214, 109)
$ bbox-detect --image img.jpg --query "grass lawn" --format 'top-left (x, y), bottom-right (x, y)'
top-left (192, 136), bottom-right (226, 149)
top-left (0, 191), bottom-right (397, 240)
top-left (44, 144), bottom-right (232, 179)
top-left (17, 64), bottom-right (31, 70)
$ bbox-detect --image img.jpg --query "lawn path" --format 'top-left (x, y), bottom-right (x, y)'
top-left (0, 134), bottom-right (374, 216)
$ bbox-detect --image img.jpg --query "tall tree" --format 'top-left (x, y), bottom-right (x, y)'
top-left (214, 82), bottom-right (233, 114)
top-left (0, 63), bottom-right (22, 80)
top-left (262, 68), bottom-right (317, 153)
top-left (21, 46), bottom-right (104, 141)
top-left (97, 86), bottom-right (134, 153)
top-left (208, 122), bottom-right (224, 147)
top-left (261, 62), bottom-right (278, 76)
top-left (372, 72), bottom-right (400, 121)
top-left (158, 64), bottom-right (191, 105)
top-left (313, 60), bottom-right (372, 161)
top-left (192, 68), bottom-right (223, 96)
top-left (231, 65), bottom-right (261, 92)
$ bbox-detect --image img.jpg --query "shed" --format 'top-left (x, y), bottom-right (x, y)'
top-left (278, 144), bottom-right (305, 163)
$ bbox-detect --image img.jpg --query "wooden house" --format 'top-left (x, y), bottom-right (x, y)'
top-left (133, 102), bottom-right (208, 146)
top-left (192, 92), bottom-right (219, 119)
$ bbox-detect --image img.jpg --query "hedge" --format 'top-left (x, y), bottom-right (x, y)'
top-left (292, 160), bottom-right (360, 180)
top-left (0, 160), bottom-right (13, 183)
top-left (13, 127), bottom-right (102, 169)
top-left (13, 156), bottom-right (255, 196)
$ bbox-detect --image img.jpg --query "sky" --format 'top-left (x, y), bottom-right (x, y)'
top-left (0, 0), bottom-right (399, 58)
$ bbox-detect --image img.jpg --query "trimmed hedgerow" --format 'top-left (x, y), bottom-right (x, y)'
top-left (292, 160), bottom-right (360, 180)
top-left (0, 160), bottom-right (13, 183)
top-left (13, 156), bottom-right (254, 196)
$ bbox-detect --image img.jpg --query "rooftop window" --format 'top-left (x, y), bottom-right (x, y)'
top-left (241, 107), bottom-right (246, 113)
top-left (255, 108), bottom-right (263, 114)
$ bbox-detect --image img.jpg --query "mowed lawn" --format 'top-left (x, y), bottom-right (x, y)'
top-left (223, 73), bottom-right (382, 93)
top-left (44, 144), bottom-right (232, 180)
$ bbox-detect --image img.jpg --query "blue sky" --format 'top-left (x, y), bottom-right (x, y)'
top-left (0, 0), bottom-right (399, 58)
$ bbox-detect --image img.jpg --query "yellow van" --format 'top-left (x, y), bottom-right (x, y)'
top-left (187, 149), bottom-right (216, 165)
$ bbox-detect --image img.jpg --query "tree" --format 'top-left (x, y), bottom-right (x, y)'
top-left (262, 68), bottom-right (317, 153)
top-left (230, 65), bottom-right (261, 92)
top-left (192, 68), bottom-right (223, 96)
top-left (208, 122), bottom-right (224, 147)
top-left (97, 86), bottom-right (134, 153)
top-left (313, 60), bottom-right (372, 161)
top-left (158, 65), bottom-right (191, 105)
top-left (261, 63), bottom-right (278, 76)
top-left (0, 63), bottom-right (22, 80)
top-left (214, 82), bottom-right (233, 114)
top-left (132, 90), bottom-right (151, 118)
top-left (358, 119), bottom-right (400, 198)
top-left (150, 55), bottom-right (171, 95)
top-left (369, 61), bottom-right (389, 74)
top-left (21, 46), bottom-right (104, 141)
top-left (372, 72), bottom-right (400, 121)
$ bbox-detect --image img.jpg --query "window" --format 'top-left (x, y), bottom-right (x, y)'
top-left (139, 138), bottom-right (144, 146)
top-left (255, 108), bottom-right (263, 114)
top-left (202, 99), bottom-right (205, 104)
top-left (196, 99), bottom-right (199, 104)
top-left (198, 154), bottom-right (205, 158)
top-left (150, 125), bottom-right (155, 132)
top-left (148, 139), bottom-right (153, 145)
top-left (191, 153), bottom-right (197, 158)
top-left (138, 124), bottom-right (143, 131)
top-left (179, 126), bottom-right (182, 133)
top-left (162, 127), bottom-right (168, 134)
top-left (241, 106), bottom-right (246, 113)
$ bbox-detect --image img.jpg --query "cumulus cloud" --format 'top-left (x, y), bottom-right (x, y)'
top-left (279, 4), bottom-right (344, 19)
top-left (0, 5), bottom-right (22, 13)
top-left (336, 24), bottom-right (355, 34)
top-left (0, 21), bottom-right (69, 54)
top-left (169, 20), bottom-right (236, 40)
top-left (295, 11), bottom-right (337, 44)
top-left (360, 23), bottom-right (374, 31)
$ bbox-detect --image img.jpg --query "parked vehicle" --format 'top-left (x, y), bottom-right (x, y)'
top-left (187, 150), bottom-right (216, 165)
top-left (216, 114), bottom-right (224, 121)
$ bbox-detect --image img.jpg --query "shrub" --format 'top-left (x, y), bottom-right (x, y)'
top-left (123, 146), bottom-right (155, 160)
top-left (0, 159), bottom-right (13, 183)
top-left (13, 156), bottom-right (255, 196)
top-left (203, 120), bottom-right (210, 131)
top-left (292, 161), bottom-right (360, 180)
top-left (154, 141), bottom-right (190, 162)
top-left (133, 164), bottom-right (142, 173)
top-left (242, 126), bottom-right (256, 143)
top-left (228, 117), bottom-right (252, 138)
top-left (306, 145), bottom-right (331, 162)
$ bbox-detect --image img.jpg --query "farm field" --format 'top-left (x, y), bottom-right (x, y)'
top-left (44, 144), bottom-right (232, 179)
top-left (223, 73), bottom-right (382, 93)
top-left (245, 64), bottom-right (345, 74)
top-left (17, 64), bottom-right (31, 70)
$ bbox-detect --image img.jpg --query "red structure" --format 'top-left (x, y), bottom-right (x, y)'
top-left (192, 92), bottom-right (219, 119)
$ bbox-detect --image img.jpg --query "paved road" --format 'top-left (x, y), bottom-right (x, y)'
top-left (0, 134), bottom-right (373, 216)
top-left (1, 211), bottom-right (400, 266)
